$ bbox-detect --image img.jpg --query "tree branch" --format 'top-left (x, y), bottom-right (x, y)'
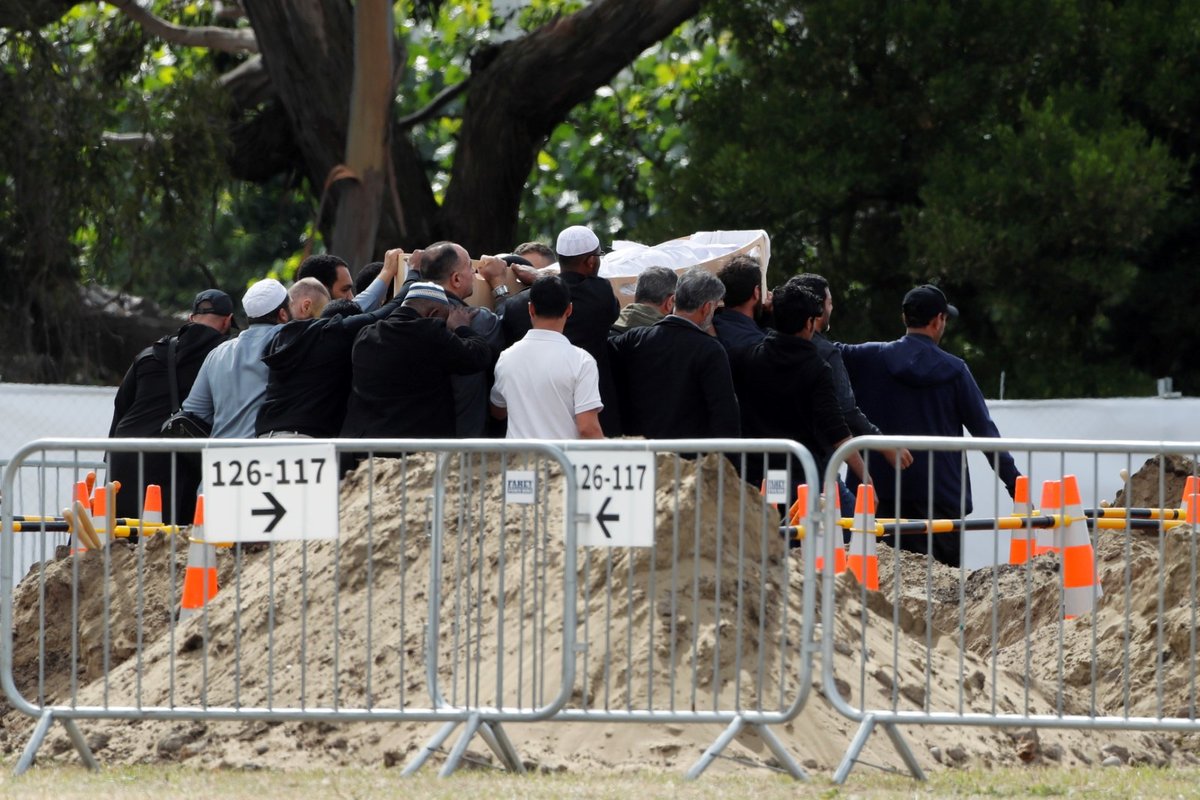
top-left (396, 77), bottom-right (471, 129)
top-left (111, 0), bottom-right (258, 54)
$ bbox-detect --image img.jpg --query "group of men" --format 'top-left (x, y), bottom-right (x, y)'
top-left (109, 224), bottom-right (1018, 566)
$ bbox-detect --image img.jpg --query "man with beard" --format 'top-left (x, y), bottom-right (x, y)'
top-left (712, 255), bottom-right (767, 356)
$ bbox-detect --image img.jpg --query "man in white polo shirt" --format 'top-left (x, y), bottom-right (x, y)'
top-left (490, 275), bottom-right (604, 439)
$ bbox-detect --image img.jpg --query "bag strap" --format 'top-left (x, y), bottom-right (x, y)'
top-left (166, 335), bottom-right (181, 412)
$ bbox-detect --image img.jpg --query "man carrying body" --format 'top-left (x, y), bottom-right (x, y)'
top-left (341, 283), bottom-right (491, 440)
top-left (730, 282), bottom-right (864, 497)
top-left (502, 226), bottom-right (622, 435)
top-left (394, 242), bottom-right (507, 436)
top-left (790, 273), bottom-right (912, 508)
top-left (841, 284), bottom-right (1020, 567)
top-left (610, 266), bottom-right (676, 334)
top-left (712, 255), bottom-right (767, 355)
top-left (490, 276), bottom-right (603, 440)
top-left (257, 251), bottom-right (402, 438)
top-left (107, 289), bottom-right (232, 520)
top-left (182, 279), bottom-right (291, 439)
top-left (610, 267), bottom-right (739, 439)
top-left (296, 252), bottom-right (390, 311)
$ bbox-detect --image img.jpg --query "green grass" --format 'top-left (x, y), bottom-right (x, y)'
top-left (1, 763), bottom-right (1199, 799)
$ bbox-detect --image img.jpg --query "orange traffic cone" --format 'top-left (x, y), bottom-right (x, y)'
top-left (1061, 475), bottom-right (1102, 618)
top-left (90, 486), bottom-right (109, 546)
top-left (846, 484), bottom-right (878, 590)
top-left (73, 480), bottom-right (89, 508)
top-left (1182, 476), bottom-right (1199, 518)
top-left (141, 484), bottom-right (163, 534)
top-left (813, 487), bottom-right (847, 575)
top-left (178, 495), bottom-right (218, 624)
top-left (1033, 480), bottom-right (1061, 557)
top-left (1187, 492), bottom-right (1200, 526)
top-left (1009, 475), bottom-right (1032, 565)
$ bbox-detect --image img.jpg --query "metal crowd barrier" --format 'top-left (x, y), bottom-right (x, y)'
top-left (2, 436), bottom-right (820, 780)
top-left (553, 439), bottom-right (820, 779)
top-left (822, 436), bottom-right (1200, 782)
top-left (0, 456), bottom-right (107, 590)
top-left (1, 438), bottom-right (579, 776)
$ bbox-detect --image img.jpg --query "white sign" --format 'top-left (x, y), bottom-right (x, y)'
top-left (764, 469), bottom-right (790, 504)
top-left (202, 444), bottom-right (338, 542)
top-left (505, 470), bottom-right (536, 504)
top-left (569, 451), bottom-right (656, 548)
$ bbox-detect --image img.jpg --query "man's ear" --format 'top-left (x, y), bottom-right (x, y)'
top-left (528, 302), bottom-right (537, 320)
top-left (564, 302), bottom-right (574, 320)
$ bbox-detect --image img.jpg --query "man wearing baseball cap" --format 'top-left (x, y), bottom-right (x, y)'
top-left (501, 225), bottom-right (623, 435)
top-left (182, 278), bottom-right (292, 439)
top-left (840, 284), bottom-right (1021, 567)
top-left (106, 289), bottom-right (234, 520)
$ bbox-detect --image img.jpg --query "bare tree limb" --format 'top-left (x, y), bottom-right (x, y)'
top-left (101, 131), bottom-right (158, 146)
top-left (396, 77), bottom-right (472, 129)
top-left (111, 0), bottom-right (258, 54)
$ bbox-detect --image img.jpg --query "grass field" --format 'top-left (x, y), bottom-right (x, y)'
top-left (1, 763), bottom-right (1197, 799)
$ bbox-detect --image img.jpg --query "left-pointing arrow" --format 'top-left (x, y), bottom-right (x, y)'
top-left (251, 491), bottom-right (286, 533)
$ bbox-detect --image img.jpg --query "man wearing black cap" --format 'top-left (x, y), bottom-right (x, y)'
top-left (840, 284), bottom-right (1020, 567)
top-left (106, 289), bottom-right (233, 521)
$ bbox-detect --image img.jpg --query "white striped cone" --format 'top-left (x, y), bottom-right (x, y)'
top-left (1061, 475), bottom-right (1102, 618)
top-left (846, 484), bottom-right (878, 590)
top-left (90, 485), bottom-right (109, 546)
top-left (1009, 475), bottom-right (1032, 565)
top-left (1034, 480), bottom-right (1061, 556)
top-left (178, 496), bottom-right (218, 624)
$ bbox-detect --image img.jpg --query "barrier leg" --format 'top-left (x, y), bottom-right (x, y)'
top-left (751, 723), bottom-right (807, 780)
top-left (14, 709), bottom-right (55, 775)
top-left (401, 720), bottom-right (459, 776)
top-left (439, 712), bottom-right (482, 777)
top-left (62, 717), bottom-right (100, 772)
top-left (882, 721), bottom-right (925, 781)
top-left (480, 721), bottom-right (526, 774)
top-left (832, 715), bottom-right (876, 784)
top-left (684, 716), bottom-right (744, 780)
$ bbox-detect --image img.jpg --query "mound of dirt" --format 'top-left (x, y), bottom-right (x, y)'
top-left (3, 452), bottom-right (1195, 774)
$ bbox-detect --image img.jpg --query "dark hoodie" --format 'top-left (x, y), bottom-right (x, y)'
top-left (840, 333), bottom-right (1019, 562)
top-left (107, 321), bottom-right (227, 520)
top-left (256, 299), bottom-right (401, 438)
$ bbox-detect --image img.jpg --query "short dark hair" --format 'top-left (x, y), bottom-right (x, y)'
top-left (514, 241), bottom-right (555, 262)
top-left (529, 275), bottom-right (571, 318)
top-left (790, 272), bottom-right (829, 299)
top-left (296, 254), bottom-right (348, 293)
top-left (420, 242), bottom-right (463, 283)
top-left (717, 255), bottom-right (762, 307)
top-left (354, 261), bottom-right (383, 295)
top-left (321, 299), bottom-right (363, 319)
top-left (634, 266), bottom-right (677, 305)
top-left (771, 282), bottom-right (825, 335)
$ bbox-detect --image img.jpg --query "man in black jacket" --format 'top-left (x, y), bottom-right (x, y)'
top-left (729, 282), bottom-right (864, 495)
top-left (502, 226), bottom-right (623, 435)
top-left (256, 251), bottom-right (402, 438)
top-left (107, 290), bottom-right (232, 521)
top-left (609, 267), bottom-right (740, 440)
top-left (341, 282), bottom-right (491, 441)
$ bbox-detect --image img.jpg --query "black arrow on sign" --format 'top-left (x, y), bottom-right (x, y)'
top-left (596, 496), bottom-right (620, 539)
top-left (251, 491), bottom-right (286, 533)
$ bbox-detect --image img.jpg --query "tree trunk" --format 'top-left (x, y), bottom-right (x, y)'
top-left (330, 0), bottom-right (393, 269)
top-left (439, 0), bottom-right (702, 255)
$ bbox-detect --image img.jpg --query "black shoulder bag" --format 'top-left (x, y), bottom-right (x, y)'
top-left (159, 336), bottom-right (212, 438)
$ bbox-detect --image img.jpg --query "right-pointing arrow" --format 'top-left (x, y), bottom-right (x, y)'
top-left (596, 496), bottom-right (619, 539)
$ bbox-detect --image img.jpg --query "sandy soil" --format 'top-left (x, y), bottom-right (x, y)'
top-left (2, 452), bottom-right (1198, 775)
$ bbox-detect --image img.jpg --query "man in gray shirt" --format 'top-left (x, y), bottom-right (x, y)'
top-left (182, 278), bottom-right (292, 438)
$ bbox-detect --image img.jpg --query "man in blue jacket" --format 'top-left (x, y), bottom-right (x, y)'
top-left (841, 284), bottom-right (1020, 567)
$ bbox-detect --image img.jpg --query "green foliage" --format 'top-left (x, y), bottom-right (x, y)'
top-left (664, 0), bottom-right (1195, 398)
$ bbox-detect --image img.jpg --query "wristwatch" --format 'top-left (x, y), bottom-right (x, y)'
top-left (492, 284), bottom-right (510, 300)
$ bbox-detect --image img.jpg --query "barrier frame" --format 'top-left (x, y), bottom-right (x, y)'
top-left (1, 437), bottom-right (579, 775)
top-left (822, 435), bottom-right (1200, 783)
